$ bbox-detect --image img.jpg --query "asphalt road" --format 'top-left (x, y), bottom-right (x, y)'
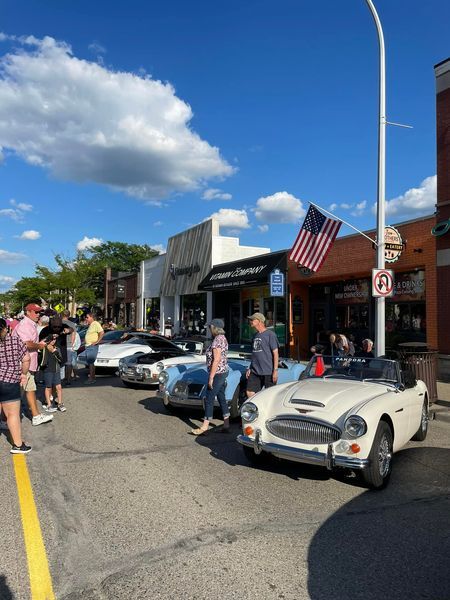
top-left (1, 373), bottom-right (450, 600)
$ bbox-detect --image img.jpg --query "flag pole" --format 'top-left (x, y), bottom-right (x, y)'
top-left (309, 201), bottom-right (378, 246)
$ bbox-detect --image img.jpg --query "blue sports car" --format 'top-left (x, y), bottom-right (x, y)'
top-left (157, 358), bottom-right (305, 419)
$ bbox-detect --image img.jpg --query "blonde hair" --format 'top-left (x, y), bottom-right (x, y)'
top-left (210, 325), bottom-right (225, 337)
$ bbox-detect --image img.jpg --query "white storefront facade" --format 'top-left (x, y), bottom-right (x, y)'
top-left (143, 218), bottom-right (269, 336)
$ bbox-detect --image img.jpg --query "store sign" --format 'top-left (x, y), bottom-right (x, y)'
top-left (297, 265), bottom-right (313, 277)
top-left (393, 270), bottom-right (425, 301)
top-left (385, 226), bottom-right (404, 262)
top-left (432, 218), bottom-right (450, 237)
top-left (169, 263), bottom-right (201, 280)
top-left (269, 268), bottom-right (284, 297)
top-left (334, 279), bottom-right (369, 304)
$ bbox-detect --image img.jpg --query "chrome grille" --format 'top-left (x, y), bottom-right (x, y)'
top-left (266, 416), bottom-right (340, 445)
top-left (187, 383), bottom-right (205, 397)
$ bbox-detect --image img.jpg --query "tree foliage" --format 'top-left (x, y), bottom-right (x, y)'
top-left (2, 241), bottom-right (158, 314)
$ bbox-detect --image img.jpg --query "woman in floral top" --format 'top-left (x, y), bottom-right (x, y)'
top-left (191, 318), bottom-right (230, 435)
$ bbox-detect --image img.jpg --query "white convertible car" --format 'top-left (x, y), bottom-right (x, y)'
top-left (238, 355), bottom-right (429, 489)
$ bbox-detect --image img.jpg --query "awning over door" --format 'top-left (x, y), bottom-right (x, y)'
top-left (198, 250), bottom-right (286, 291)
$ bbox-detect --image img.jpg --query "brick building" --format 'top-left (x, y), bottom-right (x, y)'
top-left (435, 58), bottom-right (450, 379)
top-left (288, 216), bottom-right (437, 360)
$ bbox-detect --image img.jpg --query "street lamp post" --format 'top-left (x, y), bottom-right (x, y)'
top-left (365, 0), bottom-right (386, 357)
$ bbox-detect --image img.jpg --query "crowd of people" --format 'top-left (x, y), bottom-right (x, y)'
top-left (0, 303), bottom-right (105, 454)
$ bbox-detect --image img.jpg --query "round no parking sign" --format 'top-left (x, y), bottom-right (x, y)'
top-left (372, 268), bottom-right (394, 297)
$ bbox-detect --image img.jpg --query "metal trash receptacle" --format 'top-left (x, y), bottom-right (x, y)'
top-left (398, 348), bottom-right (438, 404)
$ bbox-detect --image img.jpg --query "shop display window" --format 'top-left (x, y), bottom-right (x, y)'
top-left (181, 293), bottom-right (207, 336)
top-left (145, 298), bottom-right (160, 329)
top-left (385, 302), bottom-right (426, 346)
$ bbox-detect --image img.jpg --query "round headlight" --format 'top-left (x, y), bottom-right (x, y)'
top-left (241, 402), bottom-right (258, 422)
top-left (155, 361), bottom-right (164, 373)
top-left (158, 371), bottom-right (169, 385)
top-left (118, 358), bottom-right (126, 368)
top-left (135, 365), bottom-right (143, 374)
top-left (344, 415), bottom-right (367, 438)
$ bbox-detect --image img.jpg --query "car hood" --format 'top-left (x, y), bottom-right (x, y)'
top-left (96, 343), bottom-right (152, 358)
top-left (173, 358), bottom-right (250, 384)
top-left (279, 378), bottom-right (391, 420)
top-left (133, 351), bottom-right (189, 365)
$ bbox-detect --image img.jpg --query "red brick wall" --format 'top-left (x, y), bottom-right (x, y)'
top-left (288, 217), bottom-right (437, 357)
top-left (436, 84), bottom-right (450, 353)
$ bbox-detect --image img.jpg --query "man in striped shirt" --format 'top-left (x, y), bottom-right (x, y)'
top-left (0, 318), bottom-right (32, 453)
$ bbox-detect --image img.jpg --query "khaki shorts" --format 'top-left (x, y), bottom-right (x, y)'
top-left (22, 372), bottom-right (37, 393)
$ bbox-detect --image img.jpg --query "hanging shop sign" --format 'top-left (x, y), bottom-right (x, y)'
top-left (432, 218), bottom-right (450, 237)
top-left (297, 265), bottom-right (313, 277)
top-left (384, 226), bottom-right (404, 262)
top-left (269, 268), bottom-right (285, 297)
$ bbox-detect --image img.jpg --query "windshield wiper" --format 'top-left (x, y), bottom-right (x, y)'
top-left (322, 374), bottom-right (359, 380)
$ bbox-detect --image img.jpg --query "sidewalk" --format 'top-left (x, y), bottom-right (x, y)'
top-left (437, 381), bottom-right (450, 404)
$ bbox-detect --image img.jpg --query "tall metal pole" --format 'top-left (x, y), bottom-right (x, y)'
top-left (365, 0), bottom-right (386, 356)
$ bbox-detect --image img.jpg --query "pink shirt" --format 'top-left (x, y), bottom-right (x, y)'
top-left (13, 316), bottom-right (39, 371)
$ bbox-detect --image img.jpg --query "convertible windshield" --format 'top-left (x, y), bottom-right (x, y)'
top-left (303, 355), bottom-right (399, 384)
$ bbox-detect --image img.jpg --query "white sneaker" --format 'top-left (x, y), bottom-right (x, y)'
top-left (32, 413), bottom-right (54, 426)
top-left (45, 404), bottom-right (58, 413)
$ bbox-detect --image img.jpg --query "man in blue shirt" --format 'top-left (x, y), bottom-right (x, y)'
top-left (246, 312), bottom-right (279, 399)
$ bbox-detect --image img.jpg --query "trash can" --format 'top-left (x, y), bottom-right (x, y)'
top-left (397, 348), bottom-right (438, 404)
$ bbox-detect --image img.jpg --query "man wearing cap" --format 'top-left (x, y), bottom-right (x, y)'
top-left (246, 312), bottom-right (279, 399)
top-left (12, 303), bottom-right (53, 426)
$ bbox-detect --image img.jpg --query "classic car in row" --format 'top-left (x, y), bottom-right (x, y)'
top-left (238, 355), bottom-right (429, 489)
top-left (156, 358), bottom-right (306, 419)
top-left (118, 342), bottom-right (252, 387)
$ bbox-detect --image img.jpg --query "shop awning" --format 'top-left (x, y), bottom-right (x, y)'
top-left (198, 250), bottom-right (287, 291)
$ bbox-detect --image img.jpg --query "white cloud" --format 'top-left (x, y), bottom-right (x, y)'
top-left (0, 275), bottom-right (15, 291)
top-left (150, 244), bottom-right (165, 254)
top-left (254, 191), bottom-right (306, 224)
top-left (88, 41), bottom-right (106, 55)
top-left (258, 224), bottom-right (269, 233)
top-left (206, 208), bottom-right (250, 230)
top-left (17, 229), bottom-right (41, 240)
top-left (0, 199), bottom-right (34, 222)
top-left (77, 236), bottom-right (104, 251)
top-left (10, 199), bottom-right (32, 211)
top-left (383, 175), bottom-right (436, 217)
top-left (0, 249), bottom-right (26, 263)
top-left (201, 188), bottom-right (232, 201)
top-left (154, 221), bottom-right (163, 227)
top-left (0, 35), bottom-right (235, 200)
top-left (329, 203), bottom-right (338, 212)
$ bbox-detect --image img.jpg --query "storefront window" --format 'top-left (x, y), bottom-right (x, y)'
top-left (181, 293), bottom-right (207, 336)
top-left (145, 298), bottom-right (160, 329)
top-left (385, 271), bottom-right (426, 347)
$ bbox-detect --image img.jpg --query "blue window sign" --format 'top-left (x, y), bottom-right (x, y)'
top-left (270, 268), bottom-right (285, 297)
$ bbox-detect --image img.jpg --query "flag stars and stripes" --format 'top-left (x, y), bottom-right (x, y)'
top-left (289, 205), bottom-right (342, 272)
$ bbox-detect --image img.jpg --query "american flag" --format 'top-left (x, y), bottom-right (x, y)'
top-left (289, 205), bottom-right (342, 272)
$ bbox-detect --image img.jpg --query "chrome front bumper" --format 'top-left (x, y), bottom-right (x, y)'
top-left (157, 390), bottom-right (225, 409)
top-left (237, 431), bottom-right (370, 470)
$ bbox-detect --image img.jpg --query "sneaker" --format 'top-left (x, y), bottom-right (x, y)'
top-left (32, 413), bottom-right (54, 426)
top-left (10, 443), bottom-right (32, 454)
top-left (45, 404), bottom-right (58, 413)
top-left (57, 403), bottom-right (67, 412)
top-left (0, 420), bottom-right (8, 431)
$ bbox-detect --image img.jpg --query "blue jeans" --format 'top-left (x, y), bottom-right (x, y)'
top-left (85, 345), bottom-right (99, 365)
top-left (204, 371), bottom-right (229, 421)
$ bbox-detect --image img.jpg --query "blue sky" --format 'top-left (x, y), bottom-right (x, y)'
top-left (1, 0), bottom-right (448, 291)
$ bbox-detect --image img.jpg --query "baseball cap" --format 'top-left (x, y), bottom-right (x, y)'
top-left (25, 303), bottom-right (42, 312)
top-left (247, 312), bottom-right (266, 323)
top-left (208, 318), bottom-right (225, 329)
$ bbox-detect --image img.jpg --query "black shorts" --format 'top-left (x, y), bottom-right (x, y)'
top-left (0, 381), bottom-right (21, 403)
top-left (247, 372), bottom-right (275, 394)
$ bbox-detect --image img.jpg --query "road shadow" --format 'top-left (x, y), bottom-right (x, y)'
top-left (0, 574), bottom-right (14, 600)
top-left (308, 446), bottom-right (450, 600)
top-left (137, 397), bottom-right (195, 427)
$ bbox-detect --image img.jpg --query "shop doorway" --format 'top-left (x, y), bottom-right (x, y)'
top-left (213, 291), bottom-right (241, 343)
